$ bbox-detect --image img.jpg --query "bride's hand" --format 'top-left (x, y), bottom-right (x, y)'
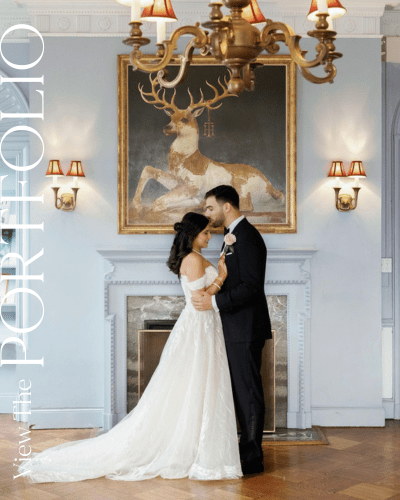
top-left (218, 255), bottom-right (228, 279)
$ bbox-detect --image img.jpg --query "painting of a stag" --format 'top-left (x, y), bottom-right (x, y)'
top-left (118, 56), bottom-right (296, 233)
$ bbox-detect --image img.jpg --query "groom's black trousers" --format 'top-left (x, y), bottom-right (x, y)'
top-left (224, 336), bottom-right (266, 465)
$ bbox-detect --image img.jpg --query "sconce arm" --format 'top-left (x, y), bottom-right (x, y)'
top-left (351, 186), bottom-right (361, 210)
top-left (51, 186), bottom-right (61, 210)
top-left (71, 187), bottom-right (79, 207)
top-left (333, 186), bottom-right (361, 212)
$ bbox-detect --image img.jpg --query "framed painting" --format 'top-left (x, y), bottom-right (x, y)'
top-left (118, 54), bottom-right (296, 234)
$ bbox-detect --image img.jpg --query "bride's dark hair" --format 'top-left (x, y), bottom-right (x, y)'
top-left (167, 212), bottom-right (210, 277)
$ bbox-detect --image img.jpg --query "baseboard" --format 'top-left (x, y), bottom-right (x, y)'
top-left (28, 408), bottom-right (104, 429)
top-left (383, 399), bottom-right (395, 419)
top-left (0, 393), bottom-right (18, 414)
top-left (287, 411), bottom-right (312, 429)
top-left (311, 407), bottom-right (386, 427)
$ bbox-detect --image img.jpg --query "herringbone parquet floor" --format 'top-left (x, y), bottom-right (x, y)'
top-left (1, 415), bottom-right (400, 500)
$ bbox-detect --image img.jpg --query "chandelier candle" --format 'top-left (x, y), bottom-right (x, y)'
top-left (317, 0), bottom-right (329, 13)
top-left (157, 21), bottom-right (166, 44)
top-left (131, 0), bottom-right (141, 22)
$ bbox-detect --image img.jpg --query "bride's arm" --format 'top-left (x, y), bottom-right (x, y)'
top-left (204, 254), bottom-right (227, 296)
top-left (184, 254), bottom-right (227, 296)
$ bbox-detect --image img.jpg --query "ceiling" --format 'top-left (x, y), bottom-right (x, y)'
top-left (0, 0), bottom-right (397, 39)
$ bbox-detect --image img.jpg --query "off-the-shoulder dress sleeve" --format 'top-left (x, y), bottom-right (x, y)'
top-left (185, 275), bottom-right (207, 291)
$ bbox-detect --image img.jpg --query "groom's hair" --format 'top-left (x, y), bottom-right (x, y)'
top-left (205, 185), bottom-right (240, 210)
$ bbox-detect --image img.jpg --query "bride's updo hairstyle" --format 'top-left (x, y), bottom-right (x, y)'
top-left (167, 212), bottom-right (209, 277)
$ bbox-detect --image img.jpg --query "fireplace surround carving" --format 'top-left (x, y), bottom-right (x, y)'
top-left (98, 248), bottom-right (316, 431)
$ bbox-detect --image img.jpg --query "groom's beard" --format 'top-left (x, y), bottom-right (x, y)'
top-left (209, 215), bottom-right (224, 228)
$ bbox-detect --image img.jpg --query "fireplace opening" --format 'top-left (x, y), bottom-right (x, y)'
top-left (127, 295), bottom-right (287, 429)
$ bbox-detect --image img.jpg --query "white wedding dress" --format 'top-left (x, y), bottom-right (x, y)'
top-left (21, 265), bottom-right (242, 483)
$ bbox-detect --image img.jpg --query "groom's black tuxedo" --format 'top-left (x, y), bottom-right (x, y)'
top-left (215, 217), bottom-right (271, 469)
top-left (216, 217), bottom-right (272, 342)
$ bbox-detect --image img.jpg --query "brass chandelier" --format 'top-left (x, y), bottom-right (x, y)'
top-left (116, 0), bottom-right (347, 94)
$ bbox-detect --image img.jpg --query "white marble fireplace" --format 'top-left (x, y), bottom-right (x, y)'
top-left (98, 248), bottom-right (316, 431)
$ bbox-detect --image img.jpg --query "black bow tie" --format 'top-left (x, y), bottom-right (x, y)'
top-left (224, 227), bottom-right (230, 235)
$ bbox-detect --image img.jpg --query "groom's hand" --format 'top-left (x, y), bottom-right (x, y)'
top-left (191, 292), bottom-right (213, 311)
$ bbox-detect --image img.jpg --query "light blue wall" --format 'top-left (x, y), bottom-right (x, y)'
top-left (4, 36), bottom-right (382, 425)
top-left (0, 42), bottom-right (30, 101)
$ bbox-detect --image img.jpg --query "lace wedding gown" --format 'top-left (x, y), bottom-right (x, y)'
top-left (21, 265), bottom-right (242, 483)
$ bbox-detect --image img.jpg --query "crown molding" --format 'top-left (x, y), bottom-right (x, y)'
top-left (0, 0), bottom-right (387, 39)
top-left (381, 8), bottom-right (400, 37)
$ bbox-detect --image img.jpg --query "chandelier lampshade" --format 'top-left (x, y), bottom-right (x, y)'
top-left (242, 0), bottom-right (266, 24)
top-left (46, 160), bottom-right (64, 176)
top-left (141, 0), bottom-right (177, 22)
top-left (307, 0), bottom-right (346, 21)
top-left (66, 161), bottom-right (85, 177)
top-left (328, 161), bottom-right (347, 178)
top-left (347, 161), bottom-right (366, 178)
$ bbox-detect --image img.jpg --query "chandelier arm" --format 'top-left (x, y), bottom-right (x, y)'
top-left (157, 38), bottom-right (199, 89)
top-left (260, 21), bottom-right (328, 69)
top-left (131, 25), bottom-right (208, 73)
top-left (298, 64), bottom-right (337, 84)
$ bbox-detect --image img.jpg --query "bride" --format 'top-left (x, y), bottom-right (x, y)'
top-left (20, 212), bottom-right (242, 483)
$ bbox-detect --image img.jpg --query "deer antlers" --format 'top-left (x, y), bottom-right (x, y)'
top-left (138, 74), bottom-right (237, 112)
top-left (138, 74), bottom-right (179, 113)
top-left (188, 76), bottom-right (238, 110)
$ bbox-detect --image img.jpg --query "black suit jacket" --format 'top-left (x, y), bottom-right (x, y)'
top-left (215, 218), bottom-right (272, 343)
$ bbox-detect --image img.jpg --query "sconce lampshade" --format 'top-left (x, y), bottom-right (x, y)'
top-left (307, 0), bottom-right (347, 22)
top-left (141, 0), bottom-right (177, 22)
top-left (114, 0), bottom-right (155, 8)
top-left (46, 160), bottom-right (64, 176)
top-left (347, 161), bottom-right (367, 178)
top-left (328, 161), bottom-right (347, 178)
top-left (242, 0), bottom-right (266, 24)
top-left (66, 161), bottom-right (85, 177)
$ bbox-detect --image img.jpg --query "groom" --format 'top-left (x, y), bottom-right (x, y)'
top-left (192, 185), bottom-right (272, 475)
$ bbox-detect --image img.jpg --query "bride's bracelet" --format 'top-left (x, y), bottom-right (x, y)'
top-left (214, 277), bottom-right (225, 288)
top-left (212, 282), bottom-right (221, 290)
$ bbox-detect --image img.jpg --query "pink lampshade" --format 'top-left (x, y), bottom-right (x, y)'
top-left (66, 161), bottom-right (85, 177)
top-left (327, 161), bottom-right (347, 178)
top-left (307, 0), bottom-right (346, 22)
top-left (347, 161), bottom-right (366, 178)
top-left (242, 0), bottom-right (266, 24)
top-left (141, 0), bottom-right (177, 22)
top-left (45, 160), bottom-right (64, 176)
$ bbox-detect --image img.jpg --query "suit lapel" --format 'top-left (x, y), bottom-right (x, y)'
top-left (224, 218), bottom-right (246, 255)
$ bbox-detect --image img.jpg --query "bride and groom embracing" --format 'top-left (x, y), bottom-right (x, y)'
top-left (21, 185), bottom-right (272, 483)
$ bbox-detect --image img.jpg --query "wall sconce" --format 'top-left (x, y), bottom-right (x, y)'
top-left (328, 160), bottom-right (367, 211)
top-left (45, 160), bottom-right (86, 212)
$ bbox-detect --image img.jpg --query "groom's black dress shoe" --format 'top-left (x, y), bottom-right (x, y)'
top-left (241, 459), bottom-right (264, 475)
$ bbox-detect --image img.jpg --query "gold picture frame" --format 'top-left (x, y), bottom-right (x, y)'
top-left (118, 54), bottom-right (296, 234)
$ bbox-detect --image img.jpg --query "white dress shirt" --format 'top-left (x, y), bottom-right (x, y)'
top-left (211, 215), bottom-right (245, 312)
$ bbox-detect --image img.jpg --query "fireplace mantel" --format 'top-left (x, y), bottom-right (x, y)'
top-left (98, 248), bottom-right (317, 431)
